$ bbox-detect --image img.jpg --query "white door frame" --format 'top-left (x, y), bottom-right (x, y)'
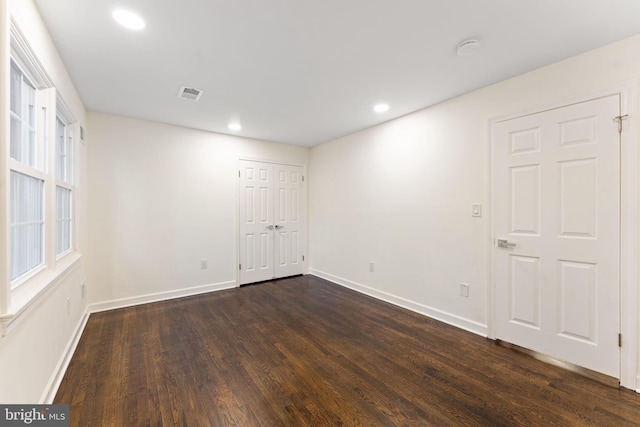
top-left (235, 157), bottom-right (308, 287)
top-left (488, 81), bottom-right (638, 390)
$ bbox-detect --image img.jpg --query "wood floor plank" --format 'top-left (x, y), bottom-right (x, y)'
top-left (55, 275), bottom-right (640, 426)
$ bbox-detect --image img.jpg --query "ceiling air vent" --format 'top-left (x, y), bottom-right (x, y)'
top-left (178, 86), bottom-right (204, 101)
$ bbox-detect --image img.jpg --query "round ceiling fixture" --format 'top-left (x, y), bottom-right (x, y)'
top-left (457, 39), bottom-right (480, 56)
top-left (112, 10), bottom-right (146, 31)
top-left (373, 103), bottom-right (389, 113)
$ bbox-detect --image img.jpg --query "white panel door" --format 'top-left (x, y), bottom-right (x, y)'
top-left (239, 160), bottom-right (305, 285)
top-left (273, 164), bottom-right (304, 278)
top-left (493, 95), bottom-right (621, 378)
top-left (239, 161), bottom-right (274, 284)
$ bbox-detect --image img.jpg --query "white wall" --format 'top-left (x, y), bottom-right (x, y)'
top-left (309, 93), bottom-right (489, 333)
top-left (309, 34), bottom-right (640, 380)
top-left (87, 113), bottom-right (309, 306)
top-left (0, 0), bottom-right (88, 403)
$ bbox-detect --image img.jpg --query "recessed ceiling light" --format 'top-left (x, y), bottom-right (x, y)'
top-left (373, 103), bottom-right (389, 113)
top-left (228, 123), bottom-right (242, 131)
top-left (112, 9), bottom-right (146, 31)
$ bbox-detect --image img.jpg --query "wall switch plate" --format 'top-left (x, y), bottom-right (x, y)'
top-left (471, 204), bottom-right (482, 217)
top-left (369, 262), bottom-right (375, 272)
top-left (81, 280), bottom-right (86, 300)
top-left (66, 297), bottom-right (71, 315)
top-left (201, 259), bottom-right (208, 269)
top-left (460, 283), bottom-right (470, 297)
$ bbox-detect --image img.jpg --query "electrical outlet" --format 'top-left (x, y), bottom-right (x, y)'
top-left (369, 262), bottom-right (375, 272)
top-left (201, 259), bottom-right (208, 269)
top-left (460, 283), bottom-right (470, 297)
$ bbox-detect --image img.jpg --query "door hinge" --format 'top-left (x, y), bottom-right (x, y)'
top-left (302, 176), bottom-right (305, 182)
top-left (613, 114), bottom-right (628, 134)
top-left (618, 333), bottom-right (622, 347)
top-left (239, 263), bottom-right (242, 271)
top-left (302, 255), bottom-right (305, 261)
top-left (238, 170), bottom-right (241, 178)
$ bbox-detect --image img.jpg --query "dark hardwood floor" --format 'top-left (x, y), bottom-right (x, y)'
top-left (55, 275), bottom-right (640, 426)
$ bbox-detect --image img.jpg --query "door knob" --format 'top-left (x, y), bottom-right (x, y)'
top-left (275, 225), bottom-right (284, 230)
top-left (497, 239), bottom-right (516, 248)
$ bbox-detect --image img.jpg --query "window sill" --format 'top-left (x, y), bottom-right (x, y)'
top-left (1, 251), bottom-right (83, 336)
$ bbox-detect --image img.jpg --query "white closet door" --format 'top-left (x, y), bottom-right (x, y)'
top-left (239, 161), bottom-right (274, 284)
top-left (239, 160), bottom-right (305, 285)
top-left (273, 164), bottom-right (304, 279)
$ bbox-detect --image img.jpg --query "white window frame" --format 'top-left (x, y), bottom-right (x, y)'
top-left (1, 20), bottom-right (82, 335)
top-left (8, 55), bottom-right (50, 288)
top-left (55, 103), bottom-right (75, 258)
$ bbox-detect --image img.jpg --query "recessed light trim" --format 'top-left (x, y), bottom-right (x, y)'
top-left (228, 123), bottom-right (242, 131)
top-left (373, 103), bottom-right (389, 113)
top-left (112, 9), bottom-right (146, 31)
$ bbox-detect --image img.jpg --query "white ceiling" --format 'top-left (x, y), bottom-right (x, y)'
top-left (33, 0), bottom-right (640, 147)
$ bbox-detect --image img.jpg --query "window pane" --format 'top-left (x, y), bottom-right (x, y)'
top-left (28, 124), bottom-right (36, 167)
top-left (10, 115), bottom-right (22, 160)
top-left (10, 171), bottom-right (45, 283)
top-left (10, 61), bottom-right (39, 168)
top-left (56, 118), bottom-right (66, 181)
top-left (26, 89), bottom-right (35, 127)
top-left (56, 186), bottom-right (72, 255)
top-left (24, 84), bottom-right (36, 167)
top-left (67, 135), bottom-right (74, 184)
top-left (10, 62), bottom-right (21, 115)
top-left (10, 62), bottom-right (23, 162)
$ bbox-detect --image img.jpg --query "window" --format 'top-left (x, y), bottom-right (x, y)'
top-left (56, 117), bottom-right (73, 182)
top-left (10, 61), bottom-right (37, 167)
top-left (55, 116), bottom-right (74, 255)
top-left (9, 59), bottom-right (47, 286)
top-left (7, 54), bottom-right (77, 289)
top-left (56, 187), bottom-right (72, 255)
top-left (10, 171), bottom-right (44, 282)
top-left (2, 22), bottom-right (82, 330)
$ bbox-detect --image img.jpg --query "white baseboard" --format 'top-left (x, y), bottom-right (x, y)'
top-left (88, 281), bottom-right (237, 313)
top-left (40, 308), bottom-right (90, 404)
top-left (309, 269), bottom-right (488, 337)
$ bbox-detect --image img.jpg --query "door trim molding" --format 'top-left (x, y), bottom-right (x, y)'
top-left (236, 157), bottom-right (308, 287)
top-left (488, 81), bottom-right (638, 390)
top-left (618, 81), bottom-right (638, 391)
